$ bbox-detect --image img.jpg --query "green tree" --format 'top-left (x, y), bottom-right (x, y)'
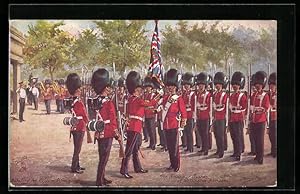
top-left (23, 20), bottom-right (73, 81)
top-left (69, 29), bottom-right (101, 69)
top-left (93, 20), bottom-right (149, 73)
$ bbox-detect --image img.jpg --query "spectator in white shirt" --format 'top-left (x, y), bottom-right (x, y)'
top-left (16, 81), bottom-right (26, 122)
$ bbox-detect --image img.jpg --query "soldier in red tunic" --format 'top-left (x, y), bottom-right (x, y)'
top-left (91, 68), bottom-right (121, 186)
top-left (267, 72), bottom-right (277, 158)
top-left (65, 73), bottom-right (89, 174)
top-left (195, 72), bottom-right (212, 156)
top-left (143, 76), bottom-right (158, 150)
top-left (181, 72), bottom-right (196, 153)
top-left (251, 71), bottom-right (270, 164)
top-left (229, 71), bottom-right (247, 161)
top-left (212, 72), bottom-right (228, 158)
top-left (161, 69), bottom-right (187, 172)
top-left (120, 71), bottom-right (159, 178)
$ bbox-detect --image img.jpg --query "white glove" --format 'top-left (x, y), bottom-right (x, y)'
top-left (157, 88), bottom-right (164, 96)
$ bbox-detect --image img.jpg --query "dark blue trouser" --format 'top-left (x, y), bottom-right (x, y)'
top-left (19, 98), bottom-right (25, 121)
top-left (44, 99), bottom-right (51, 114)
top-left (214, 119), bottom-right (225, 155)
top-left (197, 119), bottom-right (209, 152)
top-left (157, 119), bottom-right (166, 146)
top-left (165, 128), bottom-right (180, 169)
top-left (71, 131), bottom-right (85, 171)
top-left (184, 118), bottom-right (194, 151)
top-left (269, 120), bottom-right (277, 155)
top-left (253, 122), bottom-right (266, 161)
top-left (145, 117), bottom-right (156, 148)
top-left (96, 137), bottom-right (113, 186)
top-left (120, 131), bottom-right (142, 174)
top-left (229, 121), bottom-right (244, 157)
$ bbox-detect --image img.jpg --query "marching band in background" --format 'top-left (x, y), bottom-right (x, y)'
top-left (16, 66), bottom-right (277, 186)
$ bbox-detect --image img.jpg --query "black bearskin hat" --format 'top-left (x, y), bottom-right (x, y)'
top-left (66, 73), bottom-right (82, 95)
top-left (143, 76), bottom-right (154, 88)
top-left (250, 74), bottom-right (255, 87)
top-left (196, 72), bottom-right (210, 86)
top-left (182, 72), bottom-right (195, 86)
top-left (126, 71), bottom-right (143, 95)
top-left (253, 71), bottom-right (267, 88)
top-left (58, 78), bottom-right (65, 85)
top-left (268, 72), bottom-right (277, 85)
top-left (118, 77), bottom-right (126, 87)
top-left (164, 69), bottom-right (181, 88)
top-left (214, 72), bottom-right (228, 88)
top-left (91, 68), bottom-right (110, 95)
top-left (231, 71), bottom-right (246, 89)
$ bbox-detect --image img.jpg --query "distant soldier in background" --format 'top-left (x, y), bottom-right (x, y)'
top-left (207, 75), bottom-right (213, 150)
top-left (195, 72), bottom-right (212, 156)
top-left (267, 72), bottom-right (277, 158)
top-left (247, 74), bottom-right (257, 156)
top-left (57, 79), bottom-right (67, 114)
top-left (16, 81), bottom-right (26, 122)
top-left (31, 77), bottom-right (40, 110)
top-left (229, 72), bottom-right (247, 161)
top-left (251, 71), bottom-right (270, 164)
top-left (143, 76), bottom-right (158, 150)
top-left (181, 72), bottom-right (196, 153)
top-left (42, 79), bottom-right (54, 114)
top-left (212, 72), bottom-right (228, 158)
top-left (26, 83), bottom-right (33, 105)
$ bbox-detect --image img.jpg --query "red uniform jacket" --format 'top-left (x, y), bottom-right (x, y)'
top-left (58, 86), bottom-right (67, 100)
top-left (213, 90), bottom-right (228, 120)
top-left (127, 95), bottom-right (158, 133)
top-left (72, 98), bottom-right (89, 132)
top-left (144, 92), bottom-right (156, 118)
top-left (162, 94), bottom-right (187, 130)
top-left (43, 87), bottom-right (53, 100)
top-left (269, 91), bottom-right (277, 121)
top-left (229, 91), bottom-right (247, 122)
top-left (182, 90), bottom-right (196, 119)
top-left (97, 97), bottom-right (118, 138)
top-left (196, 90), bottom-right (211, 120)
top-left (251, 90), bottom-right (270, 123)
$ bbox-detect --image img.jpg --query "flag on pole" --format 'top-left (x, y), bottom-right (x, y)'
top-left (148, 20), bottom-right (164, 88)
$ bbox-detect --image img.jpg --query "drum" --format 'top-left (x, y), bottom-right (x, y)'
top-left (87, 120), bottom-right (105, 132)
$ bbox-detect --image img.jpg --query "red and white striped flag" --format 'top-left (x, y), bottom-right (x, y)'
top-left (148, 20), bottom-right (164, 88)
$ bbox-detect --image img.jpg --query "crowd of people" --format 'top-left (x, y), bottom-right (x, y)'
top-left (15, 68), bottom-right (277, 187)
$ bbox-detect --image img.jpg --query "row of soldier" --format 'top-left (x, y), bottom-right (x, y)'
top-left (61, 67), bottom-right (276, 186)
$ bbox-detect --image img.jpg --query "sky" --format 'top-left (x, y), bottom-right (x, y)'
top-left (10, 20), bottom-right (276, 39)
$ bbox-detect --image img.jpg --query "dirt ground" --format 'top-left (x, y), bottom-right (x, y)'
top-left (9, 102), bottom-right (277, 189)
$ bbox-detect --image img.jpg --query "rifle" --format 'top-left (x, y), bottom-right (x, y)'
top-left (209, 65), bottom-right (215, 133)
top-left (266, 63), bottom-right (271, 129)
top-left (113, 62), bottom-right (126, 158)
top-left (245, 63), bottom-right (252, 135)
top-left (225, 62), bottom-right (232, 133)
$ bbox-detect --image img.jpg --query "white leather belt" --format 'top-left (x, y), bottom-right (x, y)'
top-left (253, 107), bottom-right (265, 114)
top-left (231, 110), bottom-right (243, 113)
top-left (186, 108), bottom-right (192, 111)
top-left (103, 120), bottom-right (110, 124)
top-left (270, 108), bottom-right (276, 112)
top-left (76, 116), bottom-right (83, 119)
top-left (118, 104), bottom-right (124, 107)
top-left (129, 115), bottom-right (143, 121)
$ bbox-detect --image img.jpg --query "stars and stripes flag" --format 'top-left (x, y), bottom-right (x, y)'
top-left (148, 20), bottom-right (165, 88)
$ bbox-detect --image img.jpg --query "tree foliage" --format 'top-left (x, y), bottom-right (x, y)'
top-left (23, 20), bottom-right (73, 80)
top-left (93, 20), bottom-right (149, 73)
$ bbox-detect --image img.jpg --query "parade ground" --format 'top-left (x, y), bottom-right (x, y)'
top-left (9, 102), bottom-right (277, 188)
